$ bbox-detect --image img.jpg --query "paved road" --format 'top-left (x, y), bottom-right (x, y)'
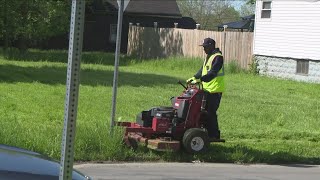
top-left (75, 162), bottom-right (320, 180)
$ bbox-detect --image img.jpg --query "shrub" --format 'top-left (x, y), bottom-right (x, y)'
top-left (225, 60), bottom-right (241, 74)
top-left (248, 56), bottom-right (259, 75)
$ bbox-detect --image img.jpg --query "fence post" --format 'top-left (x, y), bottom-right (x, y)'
top-left (223, 25), bottom-right (228, 60)
top-left (174, 23), bottom-right (178, 28)
top-left (196, 24), bottom-right (200, 30)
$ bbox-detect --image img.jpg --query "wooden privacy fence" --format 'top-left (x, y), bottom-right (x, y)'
top-left (127, 26), bottom-right (254, 69)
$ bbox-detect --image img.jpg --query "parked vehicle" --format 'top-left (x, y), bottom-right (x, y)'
top-left (0, 144), bottom-right (92, 180)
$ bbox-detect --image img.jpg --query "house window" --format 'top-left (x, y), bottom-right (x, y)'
top-left (296, 60), bottom-right (309, 75)
top-left (261, 1), bottom-right (272, 18)
top-left (110, 24), bottom-right (117, 43)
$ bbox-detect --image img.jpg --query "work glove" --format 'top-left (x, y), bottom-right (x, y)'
top-left (187, 77), bottom-right (201, 84)
top-left (190, 78), bottom-right (201, 84)
top-left (186, 77), bottom-right (196, 83)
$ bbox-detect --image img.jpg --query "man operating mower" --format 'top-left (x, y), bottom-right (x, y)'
top-left (187, 37), bottom-right (225, 141)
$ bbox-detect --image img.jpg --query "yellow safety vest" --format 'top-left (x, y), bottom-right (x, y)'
top-left (201, 52), bottom-right (225, 93)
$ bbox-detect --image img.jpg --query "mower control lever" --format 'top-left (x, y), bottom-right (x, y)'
top-left (178, 81), bottom-right (188, 90)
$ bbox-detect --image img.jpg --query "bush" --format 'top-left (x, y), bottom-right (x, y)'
top-left (225, 60), bottom-right (241, 74)
top-left (248, 56), bottom-right (259, 75)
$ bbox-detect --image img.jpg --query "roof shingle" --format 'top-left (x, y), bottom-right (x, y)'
top-left (106, 0), bottom-right (181, 17)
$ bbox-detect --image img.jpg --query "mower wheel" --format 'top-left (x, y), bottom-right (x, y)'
top-left (182, 128), bottom-right (209, 153)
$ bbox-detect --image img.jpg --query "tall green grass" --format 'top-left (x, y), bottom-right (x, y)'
top-left (1, 49), bottom-right (320, 164)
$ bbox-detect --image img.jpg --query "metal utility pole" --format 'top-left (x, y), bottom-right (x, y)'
top-left (110, 0), bottom-right (130, 135)
top-left (59, 0), bottom-right (85, 179)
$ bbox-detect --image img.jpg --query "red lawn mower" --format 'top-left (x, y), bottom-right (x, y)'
top-left (117, 81), bottom-right (225, 153)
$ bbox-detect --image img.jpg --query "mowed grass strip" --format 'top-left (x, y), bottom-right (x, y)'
top-left (0, 49), bottom-right (319, 164)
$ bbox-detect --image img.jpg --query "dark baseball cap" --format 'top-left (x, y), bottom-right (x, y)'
top-left (199, 38), bottom-right (215, 47)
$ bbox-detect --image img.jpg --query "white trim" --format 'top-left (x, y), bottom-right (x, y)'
top-left (260, 1), bottom-right (272, 21)
top-left (253, 1), bottom-right (259, 56)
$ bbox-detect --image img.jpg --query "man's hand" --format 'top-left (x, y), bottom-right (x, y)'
top-left (187, 77), bottom-right (201, 84)
top-left (190, 79), bottom-right (201, 84)
top-left (186, 77), bottom-right (196, 83)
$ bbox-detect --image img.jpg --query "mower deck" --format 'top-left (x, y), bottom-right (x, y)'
top-left (118, 122), bottom-right (181, 151)
top-left (125, 133), bottom-right (181, 152)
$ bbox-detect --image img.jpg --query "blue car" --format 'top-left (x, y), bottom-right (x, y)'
top-left (0, 144), bottom-right (92, 180)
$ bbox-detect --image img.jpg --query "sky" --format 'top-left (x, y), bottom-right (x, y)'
top-left (230, 0), bottom-right (247, 10)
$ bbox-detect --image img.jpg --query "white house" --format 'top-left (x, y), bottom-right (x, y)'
top-left (253, 0), bottom-right (320, 83)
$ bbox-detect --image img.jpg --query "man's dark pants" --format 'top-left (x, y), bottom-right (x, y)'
top-left (205, 92), bottom-right (222, 138)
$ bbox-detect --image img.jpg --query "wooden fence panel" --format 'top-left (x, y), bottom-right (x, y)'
top-left (127, 26), bottom-right (254, 69)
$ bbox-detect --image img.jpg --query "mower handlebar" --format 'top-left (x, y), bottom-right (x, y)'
top-left (178, 80), bottom-right (203, 90)
top-left (178, 81), bottom-right (188, 90)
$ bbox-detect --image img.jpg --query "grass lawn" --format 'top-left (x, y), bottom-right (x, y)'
top-left (0, 49), bottom-right (320, 164)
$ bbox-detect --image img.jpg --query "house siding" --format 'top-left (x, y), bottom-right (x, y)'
top-left (253, 0), bottom-right (320, 83)
top-left (254, 0), bottom-right (320, 60)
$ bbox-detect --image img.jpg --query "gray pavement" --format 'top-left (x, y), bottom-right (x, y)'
top-left (75, 162), bottom-right (320, 180)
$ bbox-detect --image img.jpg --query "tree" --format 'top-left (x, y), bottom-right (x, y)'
top-left (239, 2), bottom-right (255, 17)
top-left (0, 0), bottom-right (71, 50)
top-left (247, 0), bottom-right (256, 4)
top-left (209, 1), bottom-right (240, 27)
top-left (0, 0), bottom-right (10, 50)
top-left (177, 0), bottom-right (240, 30)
